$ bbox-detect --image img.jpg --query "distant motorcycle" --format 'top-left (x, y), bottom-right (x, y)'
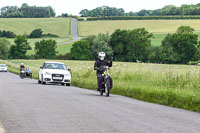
top-left (20, 68), bottom-right (25, 79)
top-left (25, 68), bottom-right (32, 79)
top-left (99, 66), bottom-right (113, 97)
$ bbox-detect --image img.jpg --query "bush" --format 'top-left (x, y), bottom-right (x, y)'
top-left (0, 30), bottom-right (16, 38)
top-left (0, 38), bottom-right (10, 59)
top-left (148, 46), bottom-right (163, 63)
top-left (9, 35), bottom-right (31, 59)
top-left (29, 29), bottom-right (43, 38)
top-left (187, 61), bottom-right (200, 65)
top-left (110, 28), bottom-right (153, 62)
top-left (161, 30), bottom-right (199, 64)
top-left (34, 39), bottom-right (57, 59)
top-left (29, 29), bottom-right (59, 38)
top-left (70, 40), bottom-right (91, 60)
top-left (91, 33), bottom-right (113, 59)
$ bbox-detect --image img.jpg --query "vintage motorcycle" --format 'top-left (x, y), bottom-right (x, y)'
top-left (99, 66), bottom-right (113, 97)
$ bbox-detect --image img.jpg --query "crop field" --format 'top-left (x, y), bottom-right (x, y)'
top-left (1, 59), bottom-right (200, 112)
top-left (79, 20), bottom-right (200, 46)
top-left (78, 20), bottom-right (200, 36)
top-left (0, 18), bottom-right (71, 37)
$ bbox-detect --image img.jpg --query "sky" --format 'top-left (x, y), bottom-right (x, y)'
top-left (0, 0), bottom-right (200, 16)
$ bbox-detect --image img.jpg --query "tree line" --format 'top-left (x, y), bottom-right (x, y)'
top-left (0, 3), bottom-right (55, 18)
top-left (79, 3), bottom-right (200, 17)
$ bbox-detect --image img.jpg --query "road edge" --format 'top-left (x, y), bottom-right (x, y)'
top-left (0, 121), bottom-right (5, 133)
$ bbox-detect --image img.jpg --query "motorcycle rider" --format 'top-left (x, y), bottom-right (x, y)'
top-left (19, 63), bottom-right (25, 71)
top-left (19, 63), bottom-right (25, 78)
top-left (94, 52), bottom-right (113, 91)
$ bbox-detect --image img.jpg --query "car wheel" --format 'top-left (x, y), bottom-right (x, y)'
top-left (66, 83), bottom-right (70, 86)
top-left (61, 83), bottom-right (65, 86)
top-left (41, 75), bottom-right (46, 85)
top-left (38, 75), bottom-right (41, 84)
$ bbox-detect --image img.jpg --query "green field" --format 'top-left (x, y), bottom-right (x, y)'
top-left (2, 19), bottom-right (200, 47)
top-left (1, 59), bottom-right (200, 112)
top-left (0, 18), bottom-right (74, 55)
top-left (78, 20), bottom-right (200, 36)
top-left (0, 18), bottom-right (71, 37)
top-left (79, 20), bottom-right (200, 46)
top-left (56, 43), bottom-right (73, 55)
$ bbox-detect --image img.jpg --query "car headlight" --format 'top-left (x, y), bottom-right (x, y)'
top-left (64, 74), bottom-right (70, 77)
top-left (45, 72), bottom-right (51, 75)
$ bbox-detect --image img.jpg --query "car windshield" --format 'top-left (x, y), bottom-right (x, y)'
top-left (0, 64), bottom-right (6, 67)
top-left (43, 63), bottom-right (67, 70)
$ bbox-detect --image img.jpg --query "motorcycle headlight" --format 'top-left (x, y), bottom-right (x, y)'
top-left (64, 74), bottom-right (70, 77)
top-left (45, 72), bottom-right (51, 75)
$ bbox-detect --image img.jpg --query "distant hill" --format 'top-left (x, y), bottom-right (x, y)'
top-left (0, 18), bottom-right (71, 37)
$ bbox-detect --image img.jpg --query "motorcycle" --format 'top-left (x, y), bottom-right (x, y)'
top-left (20, 69), bottom-right (25, 79)
top-left (24, 68), bottom-right (32, 79)
top-left (99, 66), bottom-right (113, 97)
top-left (25, 71), bottom-right (32, 79)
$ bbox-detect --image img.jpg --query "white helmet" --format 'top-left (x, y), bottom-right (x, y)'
top-left (98, 52), bottom-right (106, 60)
top-left (21, 63), bottom-right (24, 65)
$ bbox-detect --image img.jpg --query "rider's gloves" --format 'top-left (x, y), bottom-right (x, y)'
top-left (95, 67), bottom-right (103, 72)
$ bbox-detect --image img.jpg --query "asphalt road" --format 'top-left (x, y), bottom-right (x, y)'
top-left (57, 18), bottom-right (80, 45)
top-left (0, 72), bottom-right (200, 133)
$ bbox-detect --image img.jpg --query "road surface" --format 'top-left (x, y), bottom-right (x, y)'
top-left (0, 72), bottom-right (200, 133)
top-left (57, 18), bottom-right (80, 45)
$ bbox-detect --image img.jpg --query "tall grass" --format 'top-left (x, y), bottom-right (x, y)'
top-left (1, 60), bottom-right (200, 112)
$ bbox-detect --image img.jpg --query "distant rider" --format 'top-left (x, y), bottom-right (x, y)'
top-left (19, 63), bottom-right (25, 71)
top-left (94, 52), bottom-right (112, 91)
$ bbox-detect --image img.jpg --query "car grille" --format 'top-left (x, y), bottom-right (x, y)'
top-left (52, 74), bottom-right (64, 81)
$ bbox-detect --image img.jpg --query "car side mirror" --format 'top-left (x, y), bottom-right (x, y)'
top-left (68, 68), bottom-right (71, 71)
top-left (40, 67), bottom-right (43, 69)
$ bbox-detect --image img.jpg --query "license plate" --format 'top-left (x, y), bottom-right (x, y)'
top-left (53, 77), bottom-right (62, 80)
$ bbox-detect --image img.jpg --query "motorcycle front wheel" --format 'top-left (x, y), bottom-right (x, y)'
top-left (105, 83), bottom-right (110, 97)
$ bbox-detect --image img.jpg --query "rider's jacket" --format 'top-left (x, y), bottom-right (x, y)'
top-left (94, 59), bottom-right (112, 75)
top-left (20, 65), bottom-right (25, 70)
